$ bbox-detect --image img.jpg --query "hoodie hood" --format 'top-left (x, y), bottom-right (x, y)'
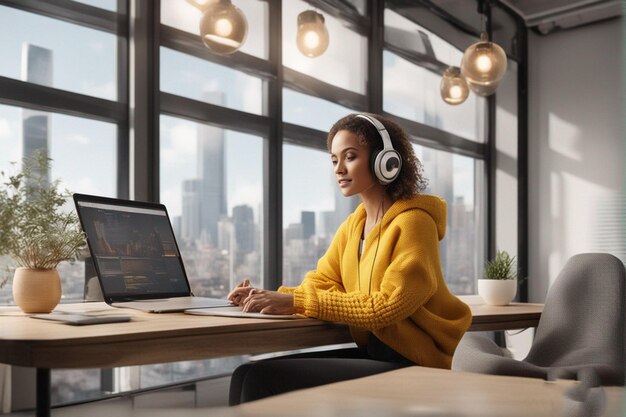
top-left (356, 194), bottom-right (447, 241)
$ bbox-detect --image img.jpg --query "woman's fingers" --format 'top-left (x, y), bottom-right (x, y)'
top-left (227, 280), bottom-right (252, 304)
top-left (241, 291), bottom-right (294, 315)
top-left (242, 290), bottom-right (269, 312)
top-left (242, 288), bottom-right (262, 306)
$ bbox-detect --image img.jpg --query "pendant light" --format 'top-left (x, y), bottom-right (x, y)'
top-left (198, 0), bottom-right (248, 55)
top-left (296, 10), bottom-right (329, 58)
top-left (440, 67), bottom-right (469, 105)
top-left (460, 32), bottom-right (507, 96)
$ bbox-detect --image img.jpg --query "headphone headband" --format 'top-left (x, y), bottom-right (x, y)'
top-left (355, 114), bottom-right (394, 152)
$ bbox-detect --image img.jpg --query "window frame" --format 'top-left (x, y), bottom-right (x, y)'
top-left (0, 0), bottom-right (129, 196)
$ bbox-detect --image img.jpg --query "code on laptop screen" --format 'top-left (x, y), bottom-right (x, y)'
top-left (76, 201), bottom-right (190, 298)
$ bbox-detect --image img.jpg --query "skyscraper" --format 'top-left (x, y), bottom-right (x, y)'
top-left (232, 204), bottom-right (255, 254)
top-left (301, 211), bottom-right (315, 240)
top-left (22, 44), bottom-right (52, 186)
top-left (197, 92), bottom-right (227, 246)
top-left (181, 179), bottom-right (201, 243)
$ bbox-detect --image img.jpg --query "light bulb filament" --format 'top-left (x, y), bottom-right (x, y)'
top-left (214, 18), bottom-right (233, 37)
top-left (303, 30), bottom-right (320, 49)
top-left (449, 85), bottom-right (462, 99)
top-left (476, 55), bottom-right (492, 73)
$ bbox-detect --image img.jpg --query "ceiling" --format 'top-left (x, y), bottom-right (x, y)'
top-left (425, 0), bottom-right (622, 36)
top-left (498, 0), bottom-right (623, 34)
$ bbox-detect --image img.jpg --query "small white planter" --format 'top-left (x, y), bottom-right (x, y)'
top-left (478, 279), bottom-right (517, 306)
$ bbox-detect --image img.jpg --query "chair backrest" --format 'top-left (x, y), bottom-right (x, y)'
top-left (525, 253), bottom-right (626, 385)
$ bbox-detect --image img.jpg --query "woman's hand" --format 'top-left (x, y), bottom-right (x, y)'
top-left (227, 279), bottom-right (254, 306)
top-left (242, 289), bottom-right (295, 315)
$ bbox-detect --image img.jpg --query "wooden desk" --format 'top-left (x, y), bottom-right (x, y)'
top-left (230, 366), bottom-right (624, 417)
top-left (0, 302), bottom-right (351, 417)
top-left (460, 295), bottom-right (544, 331)
top-left (68, 366), bottom-right (623, 417)
top-left (0, 298), bottom-right (542, 416)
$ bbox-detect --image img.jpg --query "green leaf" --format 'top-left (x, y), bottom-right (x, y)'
top-left (484, 250), bottom-right (518, 280)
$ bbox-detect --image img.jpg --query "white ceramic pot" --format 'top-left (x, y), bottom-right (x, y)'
top-left (12, 267), bottom-right (62, 313)
top-left (477, 279), bottom-right (517, 306)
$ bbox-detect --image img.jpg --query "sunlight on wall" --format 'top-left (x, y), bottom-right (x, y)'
top-left (497, 108), bottom-right (517, 158)
top-left (548, 171), bottom-right (617, 286)
top-left (548, 113), bottom-right (583, 162)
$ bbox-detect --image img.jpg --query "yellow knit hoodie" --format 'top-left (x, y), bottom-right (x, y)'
top-left (278, 194), bottom-right (471, 368)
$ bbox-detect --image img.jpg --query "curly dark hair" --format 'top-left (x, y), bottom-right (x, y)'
top-left (327, 113), bottom-right (428, 201)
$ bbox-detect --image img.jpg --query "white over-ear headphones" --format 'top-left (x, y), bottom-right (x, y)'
top-left (355, 114), bottom-right (402, 185)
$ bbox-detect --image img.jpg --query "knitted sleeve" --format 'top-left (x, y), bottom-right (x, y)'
top-left (292, 210), bottom-right (440, 330)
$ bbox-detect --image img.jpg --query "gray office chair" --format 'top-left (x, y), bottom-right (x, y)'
top-left (452, 253), bottom-right (626, 386)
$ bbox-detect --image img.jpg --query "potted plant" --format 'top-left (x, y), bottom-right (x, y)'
top-left (478, 250), bottom-right (518, 306)
top-left (0, 153), bottom-right (85, 313)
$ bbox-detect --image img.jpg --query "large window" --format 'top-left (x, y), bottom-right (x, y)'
top-left (282, 0), bottom-right (367, 93)
top-left (414, 145), bottom-right (486, 294)
top-left (283, 89), bottom-right (355, 132)
top-left (160, 116), bottom-right (264, 295)
top-left (383, 3), bottom-right (489, 293)
top-left (282, 144), bottom-right (359, 287)
top-left (0, 105), bottom-right (117, 305)
top-left (0, 5), bottom-right (118, 100)
top-left (382, 9), bottom-right (486, 143)
top-left (160, 48), bottom-right (266, 115)
top-left (383, 50), bottom-right (486, 142)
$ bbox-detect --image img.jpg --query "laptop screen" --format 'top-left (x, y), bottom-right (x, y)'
top-left (74, 194), bottom-right (191, 301)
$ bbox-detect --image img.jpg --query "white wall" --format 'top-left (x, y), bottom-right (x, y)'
top-left (527, 17), bottom-right (625, 302)
top-left (496, 60), bottom-right (519, 258)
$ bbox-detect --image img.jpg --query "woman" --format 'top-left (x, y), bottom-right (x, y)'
top-left (227, 113), bottom-right (471, 405)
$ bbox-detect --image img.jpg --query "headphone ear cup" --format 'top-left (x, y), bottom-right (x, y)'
top-left (373, 149), bottom-right (402, 185)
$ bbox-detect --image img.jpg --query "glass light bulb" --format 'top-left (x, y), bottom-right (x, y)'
top-left (440, 66), bottom-right (469, 105)
top-left (296, 10), bottom-right (329, 58)
top-left (199, 0), bottom-right (248, 55)
top-left (460, 32), bottom-right (507, 96)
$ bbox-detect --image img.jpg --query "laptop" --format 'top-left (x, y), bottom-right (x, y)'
top-left (73, 193), bottom-right (232, 313)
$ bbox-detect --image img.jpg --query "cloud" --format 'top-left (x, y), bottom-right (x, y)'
top-left (161, 188), bottom-right (182, 218)
top-left (66, 133), bottom-right (90, 145)
top-left (88, 41), bottom-right (105, 52)
top-left (60, 176), bottom-right (102, 196)
top-left (229, 183), bottom-right (262, 211)
top-left (82, 81), bottom-right (116, 100)
top-left (238, 74), bottom-right (262, 114)
top-left (161, 122), bottom-right (197, 169)
top-left (201, 80), bottom-right (221, 96)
